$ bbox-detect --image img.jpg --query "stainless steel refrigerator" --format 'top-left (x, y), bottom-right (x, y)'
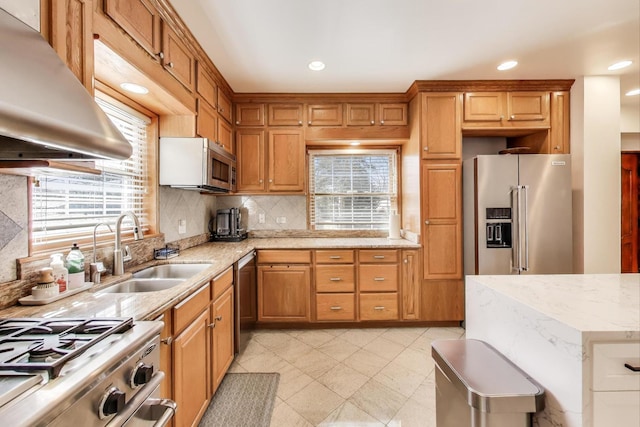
top-left (463, 154), bottom-right (572, 275)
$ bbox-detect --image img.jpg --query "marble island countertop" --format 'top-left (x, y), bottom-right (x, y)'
top-left (466, 273), bottom-right (640, 333)
top-left (0, 237), bottom-right (419, 321)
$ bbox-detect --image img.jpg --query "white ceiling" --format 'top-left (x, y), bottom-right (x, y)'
top-left (171, 0), bottom-right (639, 105)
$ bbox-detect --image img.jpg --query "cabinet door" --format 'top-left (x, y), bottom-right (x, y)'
top-left (421, 280), bottom-right (464, 321)
top-left (379, 103), bottom-right (408, 126)
top-left (549, 91), bottom-right (570, 154)
top-left (258, 265), bottom-right (310, 321)
top-left (235, 103), bottom-right (265, 126)
top-left (422, 93), bottom-right (462, 159)
top-left (173, 309), bottom-right (210, 427)
top-left (463, 92), bottom-right (504, 122)
top-left (104, 0), bottom-right (161, 58)
top-left (507, 92), bottom-right (549, 122)
top-left (307, 104), bottom-right (343, 126)
top-left (236, 130), bottom-right (266, 192)
top-left (211, 286), bottom-right (234, 394)
top-left (401, 249), bottom-right (421, 320)
top-left (162, 24), bottom-right (195, 90)
top-left (217, 119), bottom-right (233, 154)
top-left (268, 104), bottom-right (303, 126)
top-left (268, 129), bottom-right (305, 192)
top-left (196, 99), bottom-right (217, 142)
top-left (422, 162), bottom-right (462, 279)
top-left (47, 0), bottom-right (94, 93)
top-left (217, 90), bottom-right (232, 123)
top-left (346, 103), bottom-right (376, 126)
top-left (196, 64), bottom-right (217, 108)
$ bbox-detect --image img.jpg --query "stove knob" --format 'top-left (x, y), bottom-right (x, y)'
top-left (99, 387), bottom-right (125, 419)
top-left (131, 362), bottom-right (154, 388)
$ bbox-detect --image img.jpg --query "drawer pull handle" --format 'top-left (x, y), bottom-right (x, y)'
top-left (374, 306), bottom-right (385, 311)
top-left (329, 277), bottom-right (342, 281)
top-left (373, 255), bottom-right (385, 259)
top-left (624, 363), bottom-right (640, 372)
top-left (329, 256), bottom-right (342, 259)
top-left (330, 306), bottom-right (342, 311)
top-left (373, 277), bottom-right (385, 281)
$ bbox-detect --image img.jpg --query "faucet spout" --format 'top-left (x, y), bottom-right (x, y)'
top-left (113, 212), bottom-right (144, 276)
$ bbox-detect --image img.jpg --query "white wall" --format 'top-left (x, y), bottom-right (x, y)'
top-left (571, 76), bottom-right (621, 273)
top-left (0, 0), bottom-right (39, 29)
top-left (620, 104), bottom-right (640, 133)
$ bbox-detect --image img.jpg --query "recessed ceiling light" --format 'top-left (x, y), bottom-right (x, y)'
top-left (308, 61), bottom-right (326, 71)
top-left (350, 142), bottom-right (361, 146)
top-left (120, 82), bottom-right (149, 94)
top-left (497, 61), bottom-right (518, 71)
top-left (608, 60), bottom-right (632, 71)
top-left (626, 88), bottom-right (640, 96)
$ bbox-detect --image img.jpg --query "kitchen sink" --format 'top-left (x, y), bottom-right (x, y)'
top-left (132, 263), bottom-right (212, 279)
top-left (98, 278), bottom-right (184, 293)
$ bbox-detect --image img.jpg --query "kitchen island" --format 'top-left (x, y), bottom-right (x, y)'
top-left (465, 274), bottom-right (640, 427)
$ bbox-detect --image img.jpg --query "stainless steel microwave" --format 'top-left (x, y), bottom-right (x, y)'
top-left (159, 137), bottom-right (236, 193)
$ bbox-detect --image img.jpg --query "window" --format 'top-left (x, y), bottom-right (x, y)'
top-left (31, 94), bottom-right (154, 253)
top-left (309, 149), bottom-right (398, 230)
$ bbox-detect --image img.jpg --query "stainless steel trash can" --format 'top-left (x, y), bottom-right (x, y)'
top-left (432, 339), bottom-right (545, 427)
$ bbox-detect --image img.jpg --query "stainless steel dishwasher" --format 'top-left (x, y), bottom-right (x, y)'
top-left (234, 250), bottom-right (256, 355)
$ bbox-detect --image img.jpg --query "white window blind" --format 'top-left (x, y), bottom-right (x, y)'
top-left (31, 96), bottom-right (151, 252)
top-left (309, 149), bottom-right (398, 230)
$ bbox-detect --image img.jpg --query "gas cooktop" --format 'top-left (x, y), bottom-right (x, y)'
top-left (0, 317), bottom-right (133, 378)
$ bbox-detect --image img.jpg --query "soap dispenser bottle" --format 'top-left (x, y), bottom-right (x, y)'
top-left (66, 243), bottom-right (85, 290)
top-left (50, 253), bottom-right (68, 293)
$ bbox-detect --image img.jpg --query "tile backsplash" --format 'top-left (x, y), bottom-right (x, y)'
top-left (0, 175), bottom-right (29, 283)
top-left (216, 195), bottom-right (307, 230)
top-left (159, 187), bottom-right (217, 243)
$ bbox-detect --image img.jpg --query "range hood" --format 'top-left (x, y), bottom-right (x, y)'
top-left (0, 8), bottom-right (132, 161)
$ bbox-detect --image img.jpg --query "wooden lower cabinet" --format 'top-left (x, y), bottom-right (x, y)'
top-left (173, 308), bottom-right (210, 427)
top-left (155, 310), bottom-right (173, 400)
top-left (211, 285), bottom-right (234, 394)
top-left (316, 293), bottom-right (356, 321)
top-left (360, 293), bottom-right (399, 321)
top-left (258, 264), bottom-right (310, 321)
top-left (421, 279), bottom-right (464, 321)
top-left (401, 249), bottom-right (421, 320)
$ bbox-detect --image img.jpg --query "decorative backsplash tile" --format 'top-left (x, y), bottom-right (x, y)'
top-left (0, 175), bottom-right (29, 283)
top-left (216, 195), bottom-right (307, 230)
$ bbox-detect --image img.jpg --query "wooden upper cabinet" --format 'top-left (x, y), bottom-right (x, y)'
top-left (162, 23), bottom-right (195, 90)
top-left (550, 91), bottom-right (570, 154)
top-left (307, 104), bottom-right (343, 126)
top-left (196, 64), bottom-right (217, 108)
top-left (46, 0), bottom-right (94, 93)
top-left (104, 0), bottom-right (161, 58)
top-left (268, 104), bottom-right (304, 126)
top-left (347, 103), bottom-right (376, 126)
top-left (422, 162), bottom-right (462, 280)
top-left (217, 119), bottom-right (233, 154)
top-left (379, 103), bottom-right (408, 126)
top-left (217, 90), bottom-right (232, 123)
top-left (235, 103), bottom-right (265, 126)
top-left (196, 99), bottom-right (217, 142)
top-left (236, 130), bottom-right (265, 192)
top-left (421, 93), bottom-right (462, 159)
top-left (463, 91), bottom-right (550, 128)
top-left (268, 129), bottom-right (305, 192)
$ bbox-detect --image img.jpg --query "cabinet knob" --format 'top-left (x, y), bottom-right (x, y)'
top-left (269, 179), bottom-right (273, 183)
top-left (215, 315), bottom-right (223, 321)
top-left (380, 120), bottom-right (385, 125)
top-left (423, 147), bottom-right (429, 151)
top-left (298, 120), bottom-right (303, 125)
top-left (160, 336), bottom-right (173, 346)
top-left (208, 322), bottom-right (216, 329)
top-left (554, 146), bottom-right (560, 150)
top-left (404, 259), bottom-right (408, 264)
top-left (308, 121), bottom-right (312, 125)
top-left (259, 179), bottom-right (263, 183)
top-left (158, 52), bottom-right (164, 59)
top-left (510, 115), bottom-right (515, 120)
top-left (500, 115), bottom-right (505, 120)
top-left (425, 220), bottom-right (430, 225)
top-left (370, 120), bottom-right (375, 125)
top-left (167, 62), bottom-right (174, 68)
top-left (219, 107), bottom-right (224, 113)
top-left (236, 121), bottom-right (240, 125)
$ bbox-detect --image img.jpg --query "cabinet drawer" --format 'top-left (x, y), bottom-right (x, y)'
top-left (315, 265), bottom-right (355, 292)
top-left (315, 250), bottom-right (355, 264)
top-left (593, 390), bottom-right (640, 426)
top-left (316, 293), bottom-right (355, 321)
top-left (360, 293), bottom-right (398, 321)
top-left (212, 266), bottom-right (233, 300)
top-left (258, 250), bottom-right (311, 264)
top-left (359, 264), bottom-right (398, 292)
top-left (359, 249), bottom-right (399, 263)
top-left (593, 342), bottom-right (640, 391)
top-left (173, 283), bottom-right (210, 334)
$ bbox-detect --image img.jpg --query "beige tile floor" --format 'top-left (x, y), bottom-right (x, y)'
top-left (228, 326), bottom-right (465, 426)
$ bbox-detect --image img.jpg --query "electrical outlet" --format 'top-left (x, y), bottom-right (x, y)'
top-left (178, 219), bottom-right (186, 234)
top-left (276, 216), bottom-right (287, 224)
top-left (258, 213), bottom-right (265, 224)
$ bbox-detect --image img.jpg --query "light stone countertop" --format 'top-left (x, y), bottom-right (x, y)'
top-left (0, 237), bottom-right (419, 321)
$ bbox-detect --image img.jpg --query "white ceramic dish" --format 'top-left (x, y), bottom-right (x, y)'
top-left (19, 282), bottom-right (93, 306)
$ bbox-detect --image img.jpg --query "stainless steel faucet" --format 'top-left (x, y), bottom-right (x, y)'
top-left (90, 223), bottom-right (113, 284)
top-left (113, 212), bottom-right (144, 276)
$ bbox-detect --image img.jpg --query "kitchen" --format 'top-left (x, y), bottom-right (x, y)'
top-left (0, 0), bottom-right (638, 427)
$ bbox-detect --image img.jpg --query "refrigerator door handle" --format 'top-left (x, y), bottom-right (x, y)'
top-left (522, 185), bottom-right (529, 271)
top-left (510, 186), bottom-right (521, 272)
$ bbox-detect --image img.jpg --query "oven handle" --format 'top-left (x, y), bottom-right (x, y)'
top-left (147, 398), bottom-right (177, 427)
top-left (106, 371), bottom-right (175, 427)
